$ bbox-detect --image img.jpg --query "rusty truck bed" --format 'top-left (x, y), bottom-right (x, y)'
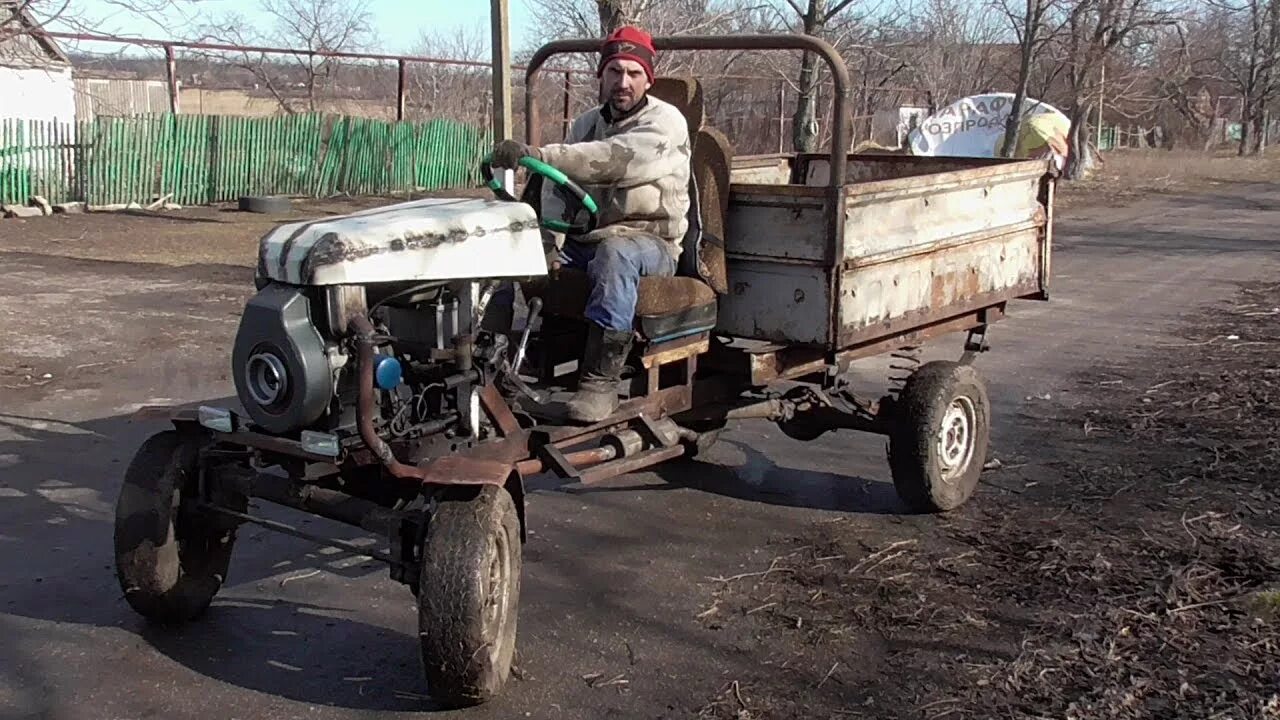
top-left (719, 152), bottom-right (1055, 351)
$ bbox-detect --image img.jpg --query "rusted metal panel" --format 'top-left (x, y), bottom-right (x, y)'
top-left (478, 383), bottom-right (520, 436)
top-left (729, 154), bottom-right (792, 185)
top-left (834, 302), bottom-right (1008, 364)
top-left (844, 168), bottom-right (1044, 262)
top-left (1039, 175), bottom-right (1055, 298)
top-left (716, 155), bottom-right (1051, 350)
top-left (704, 341), bottom-right (828, 386)
top-left (416, 455), bottom-right (515, 486)
top-left (839, 227), bottom-right (1041, 337)
top-left (716, 261), bottom-right (832, 345)
top-left (725, 187), bottom-right (830, 263)
top-left (802, 153), bottom-right (1014, 186)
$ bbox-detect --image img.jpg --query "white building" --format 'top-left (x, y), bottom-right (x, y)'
top-left (0, 1), bottom-right (74, 124)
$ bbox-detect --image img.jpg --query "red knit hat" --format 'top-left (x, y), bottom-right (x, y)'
top-left (597, 26), bottom-right (657, 84)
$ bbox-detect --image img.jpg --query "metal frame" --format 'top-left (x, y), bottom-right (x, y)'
top-left (40, 30), bottom-right (591, 122)
top-left (523, 34), bottom-right (852, 188)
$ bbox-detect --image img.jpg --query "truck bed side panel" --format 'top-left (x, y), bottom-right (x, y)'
top-left (718, 156), bottom-right (1053, 349)
top-left (717, 261), bottom-right (832, 346)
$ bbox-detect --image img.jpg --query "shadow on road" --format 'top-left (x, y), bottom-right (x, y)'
top-left (663, 439), bottom-right (905, 515)
top-left (522, 434), bottom-right (904, 515)
top-left (0, 398), bottom-right (900, 713)
top-left (139, 599), bottom-right (436, 712)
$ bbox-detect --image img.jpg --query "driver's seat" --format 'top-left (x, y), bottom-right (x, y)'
top-left (524, 76), bottom-right (731, 345)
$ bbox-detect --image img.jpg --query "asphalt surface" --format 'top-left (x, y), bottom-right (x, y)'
top-left (1, 181), bottom-right (1277, 719)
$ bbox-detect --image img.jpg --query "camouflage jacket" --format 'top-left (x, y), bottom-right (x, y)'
top-left (539, 96), bottom-right (691, 255)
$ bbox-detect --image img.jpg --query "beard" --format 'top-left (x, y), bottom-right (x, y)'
top-left (609, 90), bottom-right (641, 113)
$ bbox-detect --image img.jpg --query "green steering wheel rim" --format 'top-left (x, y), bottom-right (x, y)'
top-left (482, 154), bottom-right (599, 233)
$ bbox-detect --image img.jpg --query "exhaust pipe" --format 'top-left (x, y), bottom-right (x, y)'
top-left (348, 314), bottom-right (441, 484)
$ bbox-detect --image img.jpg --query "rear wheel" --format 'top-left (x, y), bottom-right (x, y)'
top-left (888, 361), bottom-right (990, 513)
top-left (113, 430), bottom-right (245, 623)
top-left (417, 485), bottom-right (521, 708)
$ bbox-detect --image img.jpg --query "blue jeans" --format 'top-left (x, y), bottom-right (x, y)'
top-left (493, 234), bottom-right (675, 332)
top-left (564, 234), bottom-right (676, 331)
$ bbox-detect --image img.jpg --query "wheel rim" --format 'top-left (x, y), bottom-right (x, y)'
top-left (480, 526), bottom-right (514, 663)
top-left (936, 395), bottom-right (977, 483)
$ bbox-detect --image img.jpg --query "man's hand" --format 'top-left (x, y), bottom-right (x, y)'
top-left (491, 139), bottom-right (541, 169)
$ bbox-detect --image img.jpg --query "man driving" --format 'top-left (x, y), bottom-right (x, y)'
top-left (489, 26), bottom-right (692, 424)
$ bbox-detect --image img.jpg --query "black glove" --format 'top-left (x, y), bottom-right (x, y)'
top-left (491, 139), bottom-right (541, 169)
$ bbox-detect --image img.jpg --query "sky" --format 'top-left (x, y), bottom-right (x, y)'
top-left (50, 0), bottom-right (539, 56)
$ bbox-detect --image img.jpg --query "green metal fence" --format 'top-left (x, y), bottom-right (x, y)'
top-left (0, 113), bottom-right (490, 206)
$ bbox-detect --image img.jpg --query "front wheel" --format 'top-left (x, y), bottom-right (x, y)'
top-left (417, 485), bottom-right (521, 708)
top-left (888, 361), bottom-right (991, 513)
top-left (114, 430), bottom-right (245, 623)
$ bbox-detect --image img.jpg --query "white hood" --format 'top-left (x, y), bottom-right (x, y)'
top-left (257, 197), bottom-right (548, 286)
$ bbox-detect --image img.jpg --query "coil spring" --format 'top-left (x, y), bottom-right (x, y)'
top-left (888, 345), bottom-right (922, 396)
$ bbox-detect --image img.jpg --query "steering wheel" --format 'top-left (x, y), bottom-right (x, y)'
top-left (481, 155), bottom-right (599, 235)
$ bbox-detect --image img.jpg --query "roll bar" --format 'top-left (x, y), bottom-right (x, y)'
top-left (523, 34), bottom-right (851, 188)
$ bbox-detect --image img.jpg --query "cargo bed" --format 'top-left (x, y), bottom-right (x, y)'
top-left (718, 153), bottom-right (1055, 351)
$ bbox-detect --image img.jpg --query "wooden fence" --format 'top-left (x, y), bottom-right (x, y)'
top-left (0, 113), bottom-right (490, 206)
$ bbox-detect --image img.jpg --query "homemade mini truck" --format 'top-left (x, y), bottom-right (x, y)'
top-left (113, 35), bottom-right (1055, 707)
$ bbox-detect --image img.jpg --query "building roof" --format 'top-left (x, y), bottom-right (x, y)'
top-left (1, 1), bottom-right (71, 65)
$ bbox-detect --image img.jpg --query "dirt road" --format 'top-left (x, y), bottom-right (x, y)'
top-left (0, 181), bottom-right (1276, 719)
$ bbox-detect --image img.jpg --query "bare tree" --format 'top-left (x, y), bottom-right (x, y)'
top-left (410, 25), bottom-right (490, 125)
top-left (1204, 0), bottom-right (1279, 154)
top-left (520, 0), bottom-right (911, 153)
top-left (1048, 0), bottom-right (1184, 177)
top-left (768, 0), bottom-right (888, 152)
top-left (902, 0), bottom-right (1008, 109)
top-left (995, 0), bottom-right (1062, 156)
top-left (200, 0), bottom-right (374, 114)
top-left (4, 0), bottom-right (207, 40)
top-left (598, 0), bottom-right (640, 31)
top-left (522, 0), bottom-right (752, 38)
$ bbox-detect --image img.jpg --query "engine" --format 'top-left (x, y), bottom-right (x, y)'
top-left (231, 280), bottom-right (504, 442)
top-left (228, 195), bottom-right (547, 446)
top-left (232, 284), bottom-right (335, 434)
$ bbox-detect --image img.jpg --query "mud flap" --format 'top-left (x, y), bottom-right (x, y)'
top-left (960, 325), bottom-right (991, 365)
top-left (417, 455), bottom-right (528, 543)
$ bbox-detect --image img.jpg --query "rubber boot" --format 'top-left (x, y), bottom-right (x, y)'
top-left (565, 324), bottom-right (633, 424)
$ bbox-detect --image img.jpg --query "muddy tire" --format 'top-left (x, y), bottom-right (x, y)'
top-left (888, 361), bottom-right (990, 513)
top-left (114, 430), bottom-right (245, 624)
top-left (417, 485), bottom-right (521, 708)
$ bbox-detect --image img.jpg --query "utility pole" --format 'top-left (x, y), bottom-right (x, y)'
top-left (490, 0), bottom-right (513, 189)
top-left (1096, 63), bottom-right (1104, 149)
top-left (165, 44), bottom-right (179, 114)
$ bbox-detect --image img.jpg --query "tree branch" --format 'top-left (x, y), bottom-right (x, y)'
top-left (823, 0), bottom-right (861, 24)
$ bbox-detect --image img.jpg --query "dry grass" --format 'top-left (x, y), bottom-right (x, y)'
top-left (696, 281), bottom-right (1280, 719)
top-left (1060, 149), bottom-right (1280, 208)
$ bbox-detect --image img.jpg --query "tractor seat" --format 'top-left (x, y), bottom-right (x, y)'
top-left (528, 267), bottom-right (716, 342)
